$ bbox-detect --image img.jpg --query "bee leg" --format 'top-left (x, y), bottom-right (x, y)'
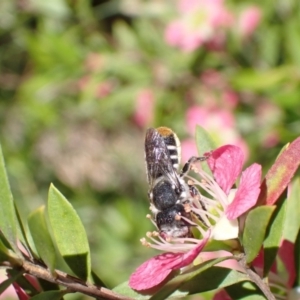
top-left (180, 154), bottom-right (210, 177)
top-left (188, 183), bottom-right (209, 227)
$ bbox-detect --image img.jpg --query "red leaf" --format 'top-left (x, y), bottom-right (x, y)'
top-left (258, 137), bottom-right (300, 205)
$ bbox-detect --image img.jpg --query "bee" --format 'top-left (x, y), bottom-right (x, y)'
top-left (145, 127), bottom-right (207, 239)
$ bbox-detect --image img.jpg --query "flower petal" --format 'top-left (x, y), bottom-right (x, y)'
top-left (129, 232), bottom-right (210, 290)
top-left (211, 215), bottom-right (239, 240)
top-left (129, 252), bottom-right (178, 290)
top-left (207, 145), bottom-right (245, 195)
top-left (226, 163), bottom-right (262, 219)
top-left (169, 232), bottom-right (210, 269)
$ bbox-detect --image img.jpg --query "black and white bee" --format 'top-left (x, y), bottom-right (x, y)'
top-left (144, 127), bottom-right (207, 239)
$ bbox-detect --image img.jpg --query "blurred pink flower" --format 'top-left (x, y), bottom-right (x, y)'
top-left (164, 0), bottom-right (233, 52)
top-left (95, 81), bottom-right (114, 99)
top-left (84, 52), bottom-right (104, 72)
top-left (198, 70), bottom-right (239, 109)
top-left (185, 106), bottom-right (249, 159)
top-left (237, 6), bottom-right (261, 38)
top-left (77, 76), bottom-right (114, 99)
top-left (133, 89), bottom-right (154, 128)
top-left (186, 106), bottom-right (235, 135)
top-left (181, 138), bottom-right (198, 163)
top-left (222, 90), bottom-right (239, 108)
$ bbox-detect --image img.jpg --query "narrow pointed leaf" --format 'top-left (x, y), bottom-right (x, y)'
top-left (15, 206), bottom-right (32, 254)
top-left (28, 206), bottom-right (56, 272)
top-left (91, 270), bottom-right (106, 287)
top-left (263, 197), bottom-right (286, 276)
top-left (30, 290), bottom-right (66, 300)
top-left (243, 206), bottom-right (275, 264)
top-left (257, 137), bottom-right (300, 206)
top-left (113, 281), bottom-right (151, 299)
top-left (47, 184), bottom-right (91, 280)
top-left (226, 281), bottom-right (266, 300)
top-left (195, 125), bottom-right (216, 175)
top-left (173, 267), bottom-right (248, 297)
top-left (37, 279), bottom-right (59, 293)
top-left (283, 178), bottom-right (300, 243)
top-left (0, 144), bottom-right (19, 253)
top-left (0, 270), bottom-right (24, 294)
top-left (0, 233), bottom-right (10, 261)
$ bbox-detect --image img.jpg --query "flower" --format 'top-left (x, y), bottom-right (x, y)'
top-left (133, 89), bottom-right (154, 128)
top-left (237, 6), bottom-right (261, 38)
top-left (129, 230), bottom-right (210, 290)
top-left (189, 144), bottom-right (262, 239)
top-left (164, 0), bottom-right (233, 52)
top-left (130, 144), bottom-right (262, 291)
top-left (185, 106), bottom-right (249, 159)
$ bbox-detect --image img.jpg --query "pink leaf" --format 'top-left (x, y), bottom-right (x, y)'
top-left (208, 145), bottom-right (245, 195)
top-left (129, 233), bottom-right (210, 291)
top-left (226, 163), bottom-right (261, 219)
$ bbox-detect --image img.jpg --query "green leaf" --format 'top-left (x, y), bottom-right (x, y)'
top-left (37, 279), bottom-right (60, 293)
top-left (30, 290), bottom-right (66, 300)
top-left (263, 197), bottom-right (287, 276)
top-left (15, 206), bottom-right (32, 255)
top-left (151, 257), bottom-right (238, 300)
top-left (286, 21), bottom-right (300, 67)
top-left (195, 125), bottom-right (216, 175)
top-left (47, 184), bottom-right (91, 280)
top-left (283, 178), bottom-right (300, 243)
top-left (243, 206), bottom-right (275, 264)
top-left (91, 270), bottom-right (106, 287)
top-left (231, 68), bottom-right (288, 91)
top-left (113, 281), bottom-right (151, 299)
top-left (176, 266), bottom-right (248, 295)
top-left (28, 206), bottom-right (56, 272)
top-left (0, 144), bottom-right (19, 253)
top-left (0, 231), bottom-right (11, 261)
top-left (0, 269), bottom-right (24, 294)
top-left (226, 281), bottom-right (266, 300)
top-left (257, 137), bottom-right (300, 206)
top-left (195, 125), bottom-right (216, 155)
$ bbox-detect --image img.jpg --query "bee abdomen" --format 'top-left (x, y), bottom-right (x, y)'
top-left (152, 179), bottom-right (177, 211)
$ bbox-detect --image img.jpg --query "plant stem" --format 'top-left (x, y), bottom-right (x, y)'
top-left (238, 255), bottom-right (276, 300)
top-left (20, 260), bottom-right (133, 300)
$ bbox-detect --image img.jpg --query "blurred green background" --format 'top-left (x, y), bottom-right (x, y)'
top-left (1, 0), bottom-right (300, 298)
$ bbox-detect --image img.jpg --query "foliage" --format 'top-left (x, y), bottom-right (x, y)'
top-left (0, 0), bottom-right (300, 299)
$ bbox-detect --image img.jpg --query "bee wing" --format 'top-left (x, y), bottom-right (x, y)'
top-left (145, 128), bottom-right (181, 190)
